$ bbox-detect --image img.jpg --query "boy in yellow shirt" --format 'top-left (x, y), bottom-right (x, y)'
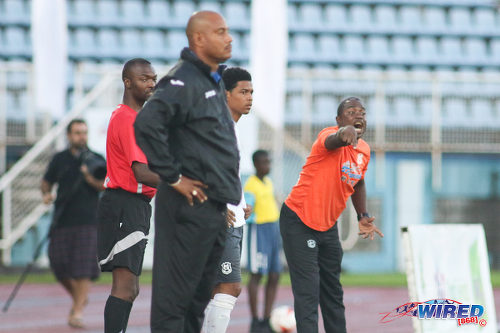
top-left (244, 150), bottom-right (282, 333)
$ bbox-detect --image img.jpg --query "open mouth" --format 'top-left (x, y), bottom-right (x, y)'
top-left (353, 121), bottom-right (364, 131)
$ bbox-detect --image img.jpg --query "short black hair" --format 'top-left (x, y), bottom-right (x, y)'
top-left (337, 96), bottom-right (364, 117)
top-left (67, 118), bottom-right (86, 134)
top-left (223, 67), bottom-right (252, 91)
top-left (122, 58), bottom-right (151, 81)
top-left (252, 149), bottom-right (268, 164)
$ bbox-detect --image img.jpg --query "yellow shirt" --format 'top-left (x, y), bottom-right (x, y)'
top-left (244, 175), bottom-right (280, 224)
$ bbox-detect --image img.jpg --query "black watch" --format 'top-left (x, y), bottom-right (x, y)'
top-left (357, 212), bottom-right (370, 221)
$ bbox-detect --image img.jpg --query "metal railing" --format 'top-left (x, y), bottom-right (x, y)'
top-left (0, 72), bottom-right (118, 265)
top-left (2, 65), bottom-right (500, 262)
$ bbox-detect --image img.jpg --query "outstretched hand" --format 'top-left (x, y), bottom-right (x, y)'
top-left (338, 126), bottom-right (359, 148)
top-left (358, 216), bottom-right (384, 240)
top-left (171, 175), bottom-right (208, 206)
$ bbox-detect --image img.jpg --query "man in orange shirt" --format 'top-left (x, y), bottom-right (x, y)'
top-left (280, 97), bottom-right (383, 333)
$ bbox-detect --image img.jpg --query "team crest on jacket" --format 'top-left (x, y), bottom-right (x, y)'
top-left (221, 262), bottom-right (232, 275)
top-left (307, 239), bottom-right (316, 248)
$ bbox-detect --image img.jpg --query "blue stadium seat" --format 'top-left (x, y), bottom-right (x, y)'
top-left (122, 0), bottom-right (145, 26)
top-left (349, 5), bottom-right (372, 31)
top-left (300, 3), bottom-right (323, 29)
top-left (314, 95), bottom-right (337, 122)
top-left (287, 4), bottom-right (299, 30)
top-left (423, 7), bottom-right (446, 33)
top-left (224, 2), bottom-right (248, 29)
top-left (4, 27), bottom-right (29, 55)
top-left (470, 99), bottom-right (498, 127)
top-left (146, 0), bottom-right (170, 26)
top-left (442, 98), bottom-right (469, 127)
top-left (286, 94), bottom-right (304, 122)
top-left (392, 96), bottom-right (418, 126)
top-left (71, 28), bottom-right (96, 57)
top-left (416, 37), bottom-right (438, 63)
top-left (171, 1), bottom-right (196, 25)
top-left (440, 37), bottom-right (462, 64)
top-left (4, 0), bottom-right (28, 24)
top-left (6, 91), bottom-right (28, 120)
top-left (325, 4), bottom-right (347, 29)
top-left (291, 34), bottom-right (316, 61)
top-left (449, 8), bottom-right (471, 33)
top-left (198, 1), bottom-right (221, 13)
top-left (97, 29), bottom-right (120, 58)
top-left (230, 32), bottom-right (242, 59)
top-left (71, 0), bottom-right (95, 25)
top-left (7, 71), bottom-right (28, 90)
top-left (143, 30), bottom-right (166, 58)
top-left (342, 36), bottom-right (364, 62)
top-left (318, 35), bottom-right (340, 62)
top-left (416, 98), bottom-right (433, 126)
top-left (97, 0), bottom-right (120, 26)
top-left (167, 30), bottom-right (188, 55)
top-left (399, 6), bottom-right (422, 32)
top-left (121, 29), bottom-right (142, 58)
top-left (491, 39), bottom-right (500, 60)
top-left (392, 37), bottom-right (413, 64)
top-left (474, 8), bottom-right (496, 33)
top-left (464, 38), bottom-right (487, 64)
top-left (367, 36), bottom-right (389, 63)
top-left (374, 5), bottom-right (396, 31)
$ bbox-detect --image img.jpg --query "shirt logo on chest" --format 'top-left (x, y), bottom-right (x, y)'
top-left (205, 90), bottom-right (216, 99)
top-left (341, 160), bottom-right (362, 187)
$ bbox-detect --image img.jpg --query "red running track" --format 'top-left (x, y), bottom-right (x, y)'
top-left (1, 284), bottom-right (500, 332)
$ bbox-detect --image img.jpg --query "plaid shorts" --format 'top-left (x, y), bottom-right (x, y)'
top-left (48, 224), bottom-right (100, 281)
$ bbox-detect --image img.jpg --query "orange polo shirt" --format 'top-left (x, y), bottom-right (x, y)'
top-left (285, 126), bottom-right (370, 231)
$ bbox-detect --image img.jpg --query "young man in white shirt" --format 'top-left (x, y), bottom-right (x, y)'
top-left (203, 67), bottom-right (253, 332)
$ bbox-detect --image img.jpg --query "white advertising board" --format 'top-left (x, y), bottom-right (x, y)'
top-left (403, 224), bottom-right (497, 333)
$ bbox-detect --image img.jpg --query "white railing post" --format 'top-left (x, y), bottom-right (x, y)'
top-left (26, 65), bottom-right (36, 143)
top-left (0, 69), bottom-right (7, 175)
top-left (431, 78), bottom-right (442, 190)
top-left (2, 185), bottom-right (12, 265)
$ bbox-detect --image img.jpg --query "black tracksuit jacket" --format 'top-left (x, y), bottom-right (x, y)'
top-left (134, 48), bottom-right (241, 205)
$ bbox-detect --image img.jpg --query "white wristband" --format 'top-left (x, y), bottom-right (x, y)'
top-left (169, 174), bottom-right (182, 187)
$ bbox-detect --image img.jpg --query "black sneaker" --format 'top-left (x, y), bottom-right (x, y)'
top-left (250, 318), bottom-right (262, 333)
top-left (260, 318), bottom-right (274, 333)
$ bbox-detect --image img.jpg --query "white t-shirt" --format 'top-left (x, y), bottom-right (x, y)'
top-left (227, 121), bottom-right (246, 228)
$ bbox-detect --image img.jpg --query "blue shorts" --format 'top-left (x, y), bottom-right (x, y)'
top-left (246, 221), bottom-right (282, 274)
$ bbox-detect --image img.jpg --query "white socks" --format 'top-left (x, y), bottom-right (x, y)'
top-left (203, 293), bottom-right (237, 333)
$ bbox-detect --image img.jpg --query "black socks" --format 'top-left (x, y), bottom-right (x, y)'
top-left (104, 295), bottom-right (133, 333)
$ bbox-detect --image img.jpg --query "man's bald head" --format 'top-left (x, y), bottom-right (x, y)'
top-left (184, 10), bottom-right (233, 69)
top-left (186, 11), bottom-right (224, 46)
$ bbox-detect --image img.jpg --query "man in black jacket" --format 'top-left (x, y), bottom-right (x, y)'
top-left (134, 11), bottom-right (240, 333)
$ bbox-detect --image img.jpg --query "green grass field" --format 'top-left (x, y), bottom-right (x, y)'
top-left (2, 270), bottom-right (500, 288)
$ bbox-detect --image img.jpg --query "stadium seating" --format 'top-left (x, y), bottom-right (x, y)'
top-left (146, 0), bottom-right (170, 26)
top-left (374, 5), bottom-right (397, 31)
top-left (325, 4), bottom-right (347, 29)
top-left (1, 0), bottom-right (499, 130)
top-left (70, 0), bottom-right (95, 25)
top-left (122, 0), bottom-right (145, 27)
top-left (97, 0), bottom-right (120, 26)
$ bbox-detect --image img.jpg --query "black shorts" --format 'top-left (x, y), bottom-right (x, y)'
top-left (215, 225), bottom-right (243, 284)
top-left (97, 188), bottom-right (152, 276)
